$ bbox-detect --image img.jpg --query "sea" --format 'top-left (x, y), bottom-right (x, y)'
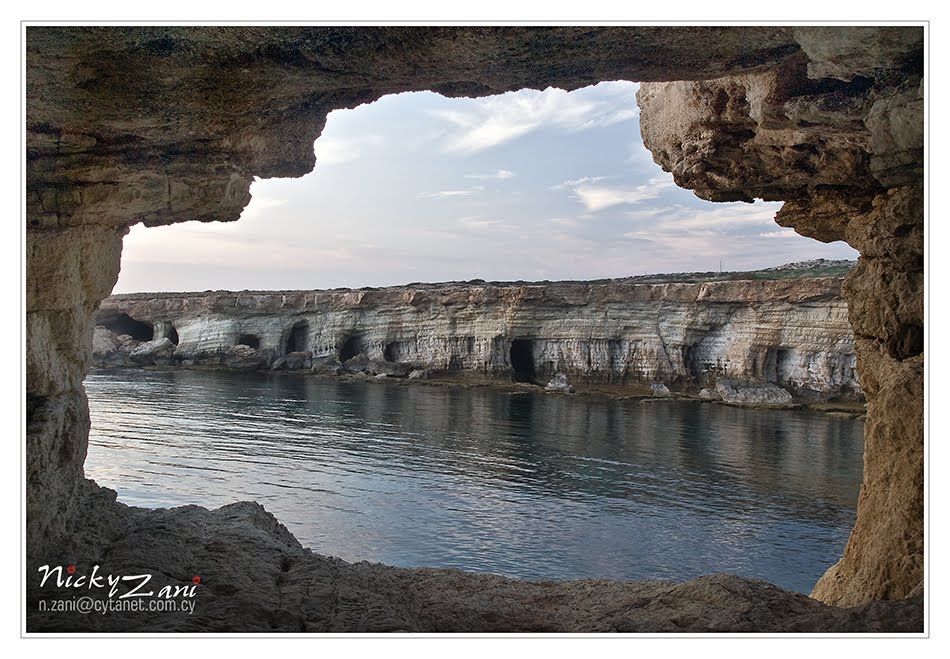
top-left (84, 369), bottom-right (864, 594)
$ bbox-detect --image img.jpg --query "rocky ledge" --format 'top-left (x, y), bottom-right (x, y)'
top-left (26, 487), bottom-right (921, 633)
top-left (93, 274), bottom-right (862, 405)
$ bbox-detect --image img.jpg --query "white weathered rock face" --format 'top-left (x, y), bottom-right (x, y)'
top-left (95, 277), bottom-right (861, 400)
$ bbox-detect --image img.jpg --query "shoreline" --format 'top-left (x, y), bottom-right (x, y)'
top-left (89, 363), bottom-right (867, 417)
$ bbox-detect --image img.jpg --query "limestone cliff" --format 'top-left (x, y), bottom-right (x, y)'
top-left (94, 277), bottom-right (861, 400)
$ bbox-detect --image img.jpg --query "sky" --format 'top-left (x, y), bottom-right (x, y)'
top-left (113, 81), bottom-right (858, 294)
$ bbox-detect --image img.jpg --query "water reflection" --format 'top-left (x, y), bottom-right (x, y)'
top-left (84, 370), bottom-right (863, 593)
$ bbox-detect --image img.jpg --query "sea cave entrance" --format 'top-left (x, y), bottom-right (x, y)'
top-left (285, 320), bottom-right (309, 354)
top-left (510, 338), bottom-right (536, 382)
top-left (96, 311), bottom-right (154, 342)
top-left (339, 335), bottom-right (363, 362)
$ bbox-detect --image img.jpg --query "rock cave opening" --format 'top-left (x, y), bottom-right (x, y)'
top-left (383, 341), bottom-right (398, 362)
top-left (96, 311), bottom-right (154, 342)
top-left (157, 321), bottom-right (179, 345)
top-left (510, 338), bottom-right (536, 382)
top-left (237, 334), bottom-right (261, 350)
top-left (764, 347), bottom-right (796, 385)
top-left (340, 335), bottom-right (363, 362)
top-left (285, 320), bottom-right (309, 354)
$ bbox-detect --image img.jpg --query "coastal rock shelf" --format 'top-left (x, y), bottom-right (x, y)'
top-left (94, 277), bottom-right (861, 401)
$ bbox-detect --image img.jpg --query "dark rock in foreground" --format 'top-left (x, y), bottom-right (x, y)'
top-left (26, 486), bottom-right (922, 633)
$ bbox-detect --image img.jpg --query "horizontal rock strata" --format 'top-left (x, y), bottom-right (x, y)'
top-left (94, 277), bottom-right (861, 401)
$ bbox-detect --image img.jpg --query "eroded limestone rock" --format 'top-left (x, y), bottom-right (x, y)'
top-left (715, 379), bottom-right (793, 406)
top-left (545, 373), bottom-right (575, 393)
top-left (94, 278), bottom-right (862, 398)
top-left (638, 30), bottom-right (922, 606)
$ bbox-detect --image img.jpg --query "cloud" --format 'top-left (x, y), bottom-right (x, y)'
top-left (430, 82), bottom-right (638, 153)
top-left (569, 175), bottom-right (676, 212)
top-left (313, 133), bottom-right (383, 165)
top-left (417, 185), bottom-right (485, 199)
top-left (550, 175), bottom-right (610, 190)
top-left (456, 216), bottom-right (515, 233)
top-left (238, 195), bottom-right (288, 221)
top-left (544, 217), bottom-right (581, 228)
top-left (760, 228), bottom-right (799, 239)
top-left (465, 169), bottom-right (515, 180)
top-left (121, 222), bottom-right (354, 268)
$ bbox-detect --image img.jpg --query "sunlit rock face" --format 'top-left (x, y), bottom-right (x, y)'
top-left (95, 278), bottom-right (861, 400)
top-left (26, 26), bottom-right (922, 631)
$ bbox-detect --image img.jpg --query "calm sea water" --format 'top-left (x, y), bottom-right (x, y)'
top-left (84, 369), bottom-right (864, 594)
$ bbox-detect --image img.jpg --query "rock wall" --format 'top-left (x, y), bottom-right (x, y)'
top-left (26, 26), bottom-right (923, 630)
top-left (638, 27), bottom-right (923, 606)
top-left (94, 278), bottom-right (861, 400)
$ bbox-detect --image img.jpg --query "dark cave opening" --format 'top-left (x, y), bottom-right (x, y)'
top-left (285, 321), bottom-right (309, 354)
top-left (765, 347), bottom-right (795, 384)
top-left (340, 335), bottom-right (362, 362)
top-left (383, 341), bottom-right (397, 362)
top-left (237, 334), bottom-right (261, 350)
top-left (97, 312), bottom-right (154, 342)
top-left (775, 348), bottom-right (795, 385)
top-left (156, 321), bottom-right (179, 345)
top-left (510, 338), bottom-right (536, 382)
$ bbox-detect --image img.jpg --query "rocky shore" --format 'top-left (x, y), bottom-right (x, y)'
top-left (93, 270), bottom-right (863, 407)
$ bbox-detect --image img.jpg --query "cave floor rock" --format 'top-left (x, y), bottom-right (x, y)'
top-left (26, 485), bottom-right (923, 634)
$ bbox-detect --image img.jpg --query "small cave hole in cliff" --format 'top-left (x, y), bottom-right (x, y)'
top-left (340, 335), bottom-right (363, 361)
top-left (96, 311), bottom-right (154, 341)
top-left (510, 339), bottom-right (536, 382)
top-left (285, 321), bottom-right (309, 354)
top-left (383, 341), bottom-right (398, 362)
top-left (237, 334), bottom-right (261, 349)
top-left (765, 347), bottom-right (796, 385)
top-left (157, 321), bottom-right (179, 345)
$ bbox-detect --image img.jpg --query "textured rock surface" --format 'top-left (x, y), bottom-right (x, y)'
top-left (715, 379), bottom-right (794, 406)
top-left (26, 26), bottom-right (923, 630)
top-left (94, 278), bottom-right (861, 400)
top-left (638, 27), bottom-right (923, 606)
top-left (26, 494), bottom-right (922, 633)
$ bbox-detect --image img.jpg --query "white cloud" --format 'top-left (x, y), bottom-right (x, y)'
top-left (457, 216), bottom-right (515, 233)
top-left (544, 217), bottom-right (581, 228)
top-left (570, 175), bottom-right (676, 212)
top-left (760, 228), bottom-right (799, 239)
top-left (313, 133), bottom-right (383, 165)
top-left (465, 169), bottom-right (515, 180)
top-left (430, 82), bottom-right (638, 154)
top-left (550, 175), bottom-right (609, 190)
top-left (121, 222), bottom-right (354, 268)
top-left (238, 195), bottom-right (288, 221)
top-left (417, 185), bottom-right (485, 199)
